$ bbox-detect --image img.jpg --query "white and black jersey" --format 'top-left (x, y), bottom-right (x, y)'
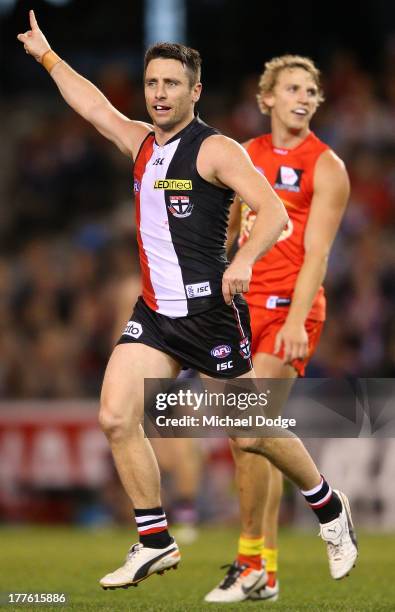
top-left (134, 117), bottom-right (233, 317)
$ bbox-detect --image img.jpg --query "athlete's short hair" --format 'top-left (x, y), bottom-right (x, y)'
top-left (144, 43), bottom-right (202, 87)
top-left (257, 55), bottom-right (324, 115)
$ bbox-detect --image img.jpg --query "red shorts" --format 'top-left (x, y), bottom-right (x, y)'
top-left (249, 306), bottom-right (324, 376)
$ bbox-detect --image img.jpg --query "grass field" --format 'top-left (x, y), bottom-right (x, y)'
top-left (0, 526), bottom-right (394, 611)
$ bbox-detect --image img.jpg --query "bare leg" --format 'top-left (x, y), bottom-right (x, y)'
top-left (230, 441), bottom-right (270, 537)
top-left (254, 353), bottom-right (296, 549)
top-left (263, 465), bottom-right (283, 549)
top-left (152, 437), bottom-right (201, 500)
top-left (232, 366), bottom-right (321, 491)
top-left (230, 354), bottom-right (296, 539)
top-left (236, 422), bottom-right (321, 490)
top-left (99, 343), bottom-right (180, 508)
top-left (153, 436), bottom-right (201, 542)
top-left (204, 361), bottom-right (348, 603)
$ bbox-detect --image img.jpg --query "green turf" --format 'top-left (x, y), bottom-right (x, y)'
top-left (0, 526), bottom-right (394, 611)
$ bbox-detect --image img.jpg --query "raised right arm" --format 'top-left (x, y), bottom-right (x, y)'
top-left (17, 10), bottom-right (152, 159)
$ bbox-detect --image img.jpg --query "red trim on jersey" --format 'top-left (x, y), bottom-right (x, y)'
top-left (134, 135), bottom-right (158, 311)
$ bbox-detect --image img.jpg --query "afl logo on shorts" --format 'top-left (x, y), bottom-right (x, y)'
top-left (123, 320), bottom-right (143, 339)
top-left (239, 337), bottom-right (251, 359)
top-left (211, 344), bottom-right (232, 359)
top-left (168, 195), bottom-right (194, 218)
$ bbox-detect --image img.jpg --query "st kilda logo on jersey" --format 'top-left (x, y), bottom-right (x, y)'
top-left (274, 166), bottom-right (303, 192)
top-left (167, 195), bottom-right (194, 218)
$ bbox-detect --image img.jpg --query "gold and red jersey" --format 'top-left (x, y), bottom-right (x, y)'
top-left (239, 132), bottom-right (329, 321)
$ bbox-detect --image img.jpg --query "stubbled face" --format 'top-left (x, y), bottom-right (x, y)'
top-left (144, 58), bottom-right (201, 132)
top-left (262, 68), bottom-right (320, 132)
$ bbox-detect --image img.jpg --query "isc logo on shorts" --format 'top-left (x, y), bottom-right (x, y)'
top-left (123, 320), bottom-right (143, 339)
top-left (216, 361), bottom-right (233, 371)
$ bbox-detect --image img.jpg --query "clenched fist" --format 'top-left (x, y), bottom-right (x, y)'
top-left (17, 10), bottom-right (51, 63)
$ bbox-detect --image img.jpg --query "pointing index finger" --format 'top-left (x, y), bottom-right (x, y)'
top-left (29, 9), bottom-right (38, 30)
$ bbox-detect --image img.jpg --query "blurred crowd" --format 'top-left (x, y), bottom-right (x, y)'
top-left (0, 49), bottom-right (395, 398)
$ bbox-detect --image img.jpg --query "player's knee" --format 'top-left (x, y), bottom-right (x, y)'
top-left (232, 436), bottom-right (260, 453)
top-left (232, 436), bottom-right (276, 457)
top-left (98, 405), bottom-right (128, 440)
top-left (99, 395), bottom-right (138, 440)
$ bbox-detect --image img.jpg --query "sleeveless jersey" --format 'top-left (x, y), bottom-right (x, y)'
top-left (133, 117), bottom-right (233, 317)
top-left (239, 132), bottom-right (329, 321)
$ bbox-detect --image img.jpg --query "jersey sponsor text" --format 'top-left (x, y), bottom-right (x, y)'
top-left (154, 179), bottom-right (193, 190)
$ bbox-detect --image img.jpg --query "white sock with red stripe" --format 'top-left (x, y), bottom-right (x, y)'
top-left (301, 475), bottom-right (342, 523)
top-left (134, 506), bottom-right (172, 548)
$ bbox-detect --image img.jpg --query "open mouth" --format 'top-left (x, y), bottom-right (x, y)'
top-left (292, 108), bottom-right (308, 117)
top-left (153, 105), bottom-right (171, 112)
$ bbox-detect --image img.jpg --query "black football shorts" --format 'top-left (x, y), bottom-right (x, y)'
top-left (117, 295), bottom-right (253, 379)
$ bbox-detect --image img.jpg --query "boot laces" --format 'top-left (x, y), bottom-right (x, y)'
top-left (327, 541), bottom-right (345, 562)
top-left (219, 562), bottom-right (248, 590)
top-left (126, 543), bottom-right (143, 562)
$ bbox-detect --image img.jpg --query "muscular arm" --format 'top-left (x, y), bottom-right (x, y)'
top-left (225, 140), bottom-right (252, 254)
top-left (49, 63), bottom-right (151, 157)
top-left (17, 10), bottom-right (151, 159)
top-left (275, 149), bottom-right (350, 362)
top-left (198, 135), bottom-right (288, 304)
top-left (226, 196), bottom-right (241, 254)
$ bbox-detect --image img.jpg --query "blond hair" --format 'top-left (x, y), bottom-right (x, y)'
top-left (257, 55), bottom-right (324, 115)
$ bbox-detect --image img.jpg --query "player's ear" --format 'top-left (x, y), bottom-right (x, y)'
top-left (261, 92), bottom-right (274, 111)
top-left (192, 82), bottom-right (202, 103)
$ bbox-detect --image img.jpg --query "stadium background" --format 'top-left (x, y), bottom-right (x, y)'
top-left (0, 1), bottom-right (394, 610)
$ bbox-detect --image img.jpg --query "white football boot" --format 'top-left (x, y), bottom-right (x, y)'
top-left (320, 490), bottom-right (358, 580)
top-left (100, 539), bottom-right (180, 589)
top-left (249, 577), bottom-right (280, 602)
top-left (204, 562), bottom-right (267, 603)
